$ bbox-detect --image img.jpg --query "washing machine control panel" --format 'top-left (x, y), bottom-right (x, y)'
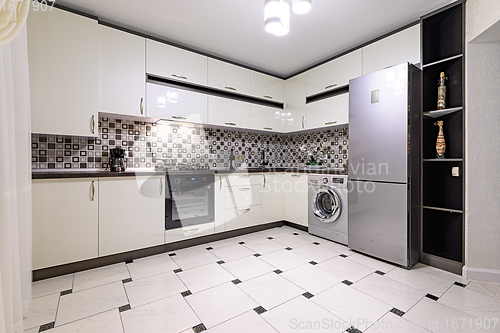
top-left (332, 178), bottom-right (344, 185)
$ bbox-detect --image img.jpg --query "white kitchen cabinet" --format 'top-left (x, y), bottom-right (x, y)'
top-left (166, 223), bottom-right (215, 244)
top-left (262, 173), bottom-right (284, 224)
top-left (284, 173), bottom-right (309, 227)
top-left (305, 93), bottom-right (349, 129)
top-left (146, 39), bottom-right (207, 86)
top-left (362, 24), bottom-right (420, 75)
top-left (98, 25), bottom-right (145, 117)
top-left (146, 83), bottom-right (208, 123)
top-left (214, 175), bottom-right (227, 233)
top-left (27, 7), bottom-right (98, 137)
top-left (208, 96), bottom-right (251, 129)
top-left (306, 49), bottom-right (362, 97)
top-left (225, 174), bottom-right (262, 186)
top-left (250, 72), bottom-right (284, 102)
top-left (32, 179), bottom-right (98, 270)
top-left (225, 185), bottom-right (262, 209)
top-left (208, 58), bottom-right (251, 95)
top-left (284, 73), bottom-right (307, 132)
top-left (250, 105), bottom-right (284, 132)
top-left (99, 176), bottom-right (165, 256)
top-left (225, 205), bottom-right (262, 231)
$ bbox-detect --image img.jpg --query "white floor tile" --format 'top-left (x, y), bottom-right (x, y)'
top-left (121, 294), bottom-right (200, 333)
top-left (259, 249), bottom-right (310, 271)
top-left (404, 297), bottom-right (500, 333)
top-left (125, 271), bottom-right (187, 308)
top-left (318, 256), bottom-right (374, 282)
top-left (209, 243), bottom-right (256, 262)
top-left (169, 243), bottom-right (209, 254)
top-left (466, 281), bottom-right (493, 296)
top-left (291, 244), bottom-right (340, 263)
top-left (315, 240), bottom-right (350, 254)
top-left (438, 285), bottom-right (500, 326)
top-left (56, 281), bottom-right (128, 326)
top-left (23, 293), bottom-right (59, 330)
top-left (311, 284), bottom-right (392, 332)
top-left (262, 296), bottom-right (347, 333)
top-left (496, 287), bottom-right (500, 300)
top-left (272, 234), bottom-right (312, 249)
top-left (73, 263), bottom-right (130, 292)
top-left (23, 328), bottom-right (38, 333)
top-left (242, 239), bottom-right (285, 255)
top-left (473, 280), bottom-right (500, 296)
top-left (186, 282), bottom-right (258, 328)
top-left (365, 313), bottom-right (432, 333)
top-left (237, 272), bottom-right (305, 310)
top-left (347, 253), bottom-right (398, 274)
top-left (352, 273), bottom-right (427, 312)
top-left (177, 263), bottom-right (235, 293)
top-left (384, 266), bottom-right (455, 297)
top-left (126, 254), bottom-right (179, 281)
top-left (221, 256), bottom-right (276, 281)
top-left (32, 274), bottom-right (74, 299)
top-left (281, 264), bottom-right (343, 295)
top-left (417, 264), bottom-right (470, 285)
top-left (170, 248), bottom-right (220, 270)
top-left (206, 310), bottom-right (277, 333)
top-left (207, 237), bottom-right (243, 249)
top-left (261, 227), bottom-right (296, 238)
top-left (47, 309), bottom-right (123, 333)
top-left (236, 232), bottom-right (270, 244)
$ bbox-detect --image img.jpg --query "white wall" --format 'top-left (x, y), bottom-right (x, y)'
top-left (465, 0), bottom-right (500, 281)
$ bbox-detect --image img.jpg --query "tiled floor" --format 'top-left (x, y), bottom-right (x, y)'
top-left (25, 226), bottom-right (500, 333)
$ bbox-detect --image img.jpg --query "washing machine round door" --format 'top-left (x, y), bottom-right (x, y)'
top-left (312, 187), bottom-right (341, 223)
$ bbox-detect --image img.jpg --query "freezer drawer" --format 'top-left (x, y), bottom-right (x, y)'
top-left (348, 181), bottom-right (409, 266)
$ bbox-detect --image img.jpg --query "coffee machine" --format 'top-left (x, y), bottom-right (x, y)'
top-left (109, 148), bottom-right (126, 172)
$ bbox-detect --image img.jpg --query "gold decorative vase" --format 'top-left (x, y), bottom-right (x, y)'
top-left (435, 120), bottom-right (446, 158)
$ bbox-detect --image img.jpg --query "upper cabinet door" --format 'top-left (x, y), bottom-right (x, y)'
top-left (306, 49), bottom-right (362, 97)
top-left (305, 93), bottom-right (349, 130)
top-left (28, 8), bottom-right (98, 137)
top-left (146, 83), bottom-right (207, 124)
top-left (208, 59), bottom-right (251, 95)
top-left (250, 72), bottom-right (284, 102)
top-left (208, 96), bottom-right (251, 129)
top-left (98, 26), bottom-right (146, 117)
top-left (284, 73), bottom-right (306, 132)
top-left (250, 105), bottom-right (284, 132)
top-left (362, 25), bottom-right (420, 75)
top-left (146, 39), bottom-right (207, 86)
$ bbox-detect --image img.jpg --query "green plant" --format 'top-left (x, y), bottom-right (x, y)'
top-left (300, 143), bottom-right (328, 166)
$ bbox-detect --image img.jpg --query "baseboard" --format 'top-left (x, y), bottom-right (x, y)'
top-left (284, 221), bottom-right (308, 232)
top-left (463, 266), bottom-right (500, 283)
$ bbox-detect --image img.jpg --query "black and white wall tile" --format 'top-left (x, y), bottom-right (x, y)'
top-left (32, 117), bottom-right (349, 170)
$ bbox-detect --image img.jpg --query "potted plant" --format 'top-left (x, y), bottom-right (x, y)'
top-left (300, 143), bottom-right (328, 168)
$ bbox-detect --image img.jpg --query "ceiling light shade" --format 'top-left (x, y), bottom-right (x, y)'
top-left (264, 0), bottom-right (290, 36)
top-left (292, 0), bottom-right (311, 14)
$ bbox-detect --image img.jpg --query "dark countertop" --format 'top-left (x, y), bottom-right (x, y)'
top-left (32, 168), bottom-right (347, 179)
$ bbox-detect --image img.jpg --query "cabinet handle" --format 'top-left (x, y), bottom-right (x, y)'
top-left (301, 116), bottom-right (305, 129)
top-left (263, 127), bottom-right (272, 130)
top-left (140, 98), bottom-right (144, 115)
top-left (225, 86), bottom-right (236, 91)
top-left (219, 176), bottom-right (222, 190)
top-left (291, 174), bottom-right (301, 178)
top-left (90, 115), bottom-right (95, 134)
top-left (263, 95), bottom-right (273, 99)
top-left (325, 121), bottom-right (337, 125)
top-left (160, 178), bottom-right (163, 196)
top-left (325, 84), bottom-right (337, 90)
top-left (172, 115), bottom-right (187, 120)
top-left (172, 74), bottom-right (187, 80)
top-left (263, 174), bottom-right (266, 188)
top-left (225, 122), bottom-right (236, 126)
top-left (238, 187), bottom-right (251, 191)
top-left (238, 175), bottom-right (250, 178)
top-left (239, 208), bottom-right (251, 213)
top-left (184, 227), bottom-right (199, 234)
top-left (91, 181), bottom-right (95, 201)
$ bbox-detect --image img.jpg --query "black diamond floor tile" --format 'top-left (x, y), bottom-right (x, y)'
top-left (206, 247), bottom-right (213, 250)
top-left (60, 289), bottom-right (72, 296)
top-left (293, 233), bottom-right (299, 235)
top-left (239, 241), bottom-right (245, 245)
top-left (267, 237), bottom-right (274, 240)
top-left (454, 282), bottom-right (467, 288)
top-left (181, 290), bottom-right (192, 297)
top-left (390, 307), bottom-right (405, 317)
top-left (313, 242), bottom-right (320, 245)
top-left (122, 278), bottom-right (132, 284)
top-left (39, 322), bottom-right (55, 332)
top-left (119, 304), bottom-right (131, 312)
top-left (309, 261), bottom-right (318, 265)
top-left (232, 279), bottom-right (242, 285)
top-left (254, 306), bottom-right (267, 314)
top-left (174, 268), bottom-right (183, 273)
top-left (217, 260), bottom-right (225, 265)
top-left (375, 270), bottom-right (385, 276)
top-left (342, 280), bottom-right (353, 286)
top-left (124, 259), bottom-right (133, 264)
top-left (274, 269), bottom-right (283, 274)
top-left (426, 293), bottom-right (439, 301)
top-left (285, 247), bottom-right (293, 251)
top-left (339, 254), bottom-right (348, 258)
top-left (253, 253), bottom-right (262, 257)
top-left (347, 326), bottom-right (362, 333)
top-left (192, 323), bottom-right (207, 332)
top-left (302, 292), bottom-right (314, 299)
top-left (168, 253), bottom-right (176, 256)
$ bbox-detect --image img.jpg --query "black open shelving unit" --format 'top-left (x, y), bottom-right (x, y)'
top-left (420, 1), bottom-right (465, 274)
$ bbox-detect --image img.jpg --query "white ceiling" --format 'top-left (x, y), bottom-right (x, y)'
top-left (57, 0), bottom-right (453, 78)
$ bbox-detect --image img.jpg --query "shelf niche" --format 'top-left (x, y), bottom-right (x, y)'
top-left (423, 161), bottom-right (463, 212)
top-left (423, 109), bottom-right (463, 159)
top-left (423, 209), bottom-right (462, 262)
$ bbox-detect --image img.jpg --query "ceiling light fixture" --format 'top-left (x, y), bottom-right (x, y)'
top-left (292, 0), bottom-right (311, 14)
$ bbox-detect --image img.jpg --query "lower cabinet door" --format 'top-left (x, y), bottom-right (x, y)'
top-left (225, 205), bottom-right (262, 231)
top-left (225, 185), bottom-right (262, 209)
top-left (99, 176), bottom-right (165, 256)
top-left (262, 173), bottom-right (284, 223)
top-left (284, 174), bottom-right (309, 227)
top-left (32, 178), bottom-right (99, 270)
top-left (166, 223), bottom-right (215, 244)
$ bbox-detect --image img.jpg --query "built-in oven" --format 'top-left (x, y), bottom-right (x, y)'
top-left (165, 172), bottom-right (215, 230)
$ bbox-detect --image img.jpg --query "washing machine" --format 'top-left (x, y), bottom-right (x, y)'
top-left (308, 174), bottom-right (348, 245)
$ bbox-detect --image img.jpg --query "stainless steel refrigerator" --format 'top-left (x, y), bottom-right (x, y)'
top-left (348, 63), bottom-right (421, 268)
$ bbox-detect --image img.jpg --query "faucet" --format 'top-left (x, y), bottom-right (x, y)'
top-left (261, 151), bottom-right (269, 169)
top-left (229, 149), bottom-right (236, 170)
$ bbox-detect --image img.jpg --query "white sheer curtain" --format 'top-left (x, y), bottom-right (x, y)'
top-left (0, 25), bottom-right (32, 333)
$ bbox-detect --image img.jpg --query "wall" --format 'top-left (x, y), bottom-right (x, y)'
top-left (31, 117), bottom-right (349, 170)
top-left (465, 0), bottom-right (500, 279)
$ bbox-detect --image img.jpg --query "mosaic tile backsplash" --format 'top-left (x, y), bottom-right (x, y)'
top-left (31, 117), bottom-right (349, 170)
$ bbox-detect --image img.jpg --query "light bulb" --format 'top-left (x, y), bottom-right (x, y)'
top-left (292, 0), bottom-right (311, 14)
